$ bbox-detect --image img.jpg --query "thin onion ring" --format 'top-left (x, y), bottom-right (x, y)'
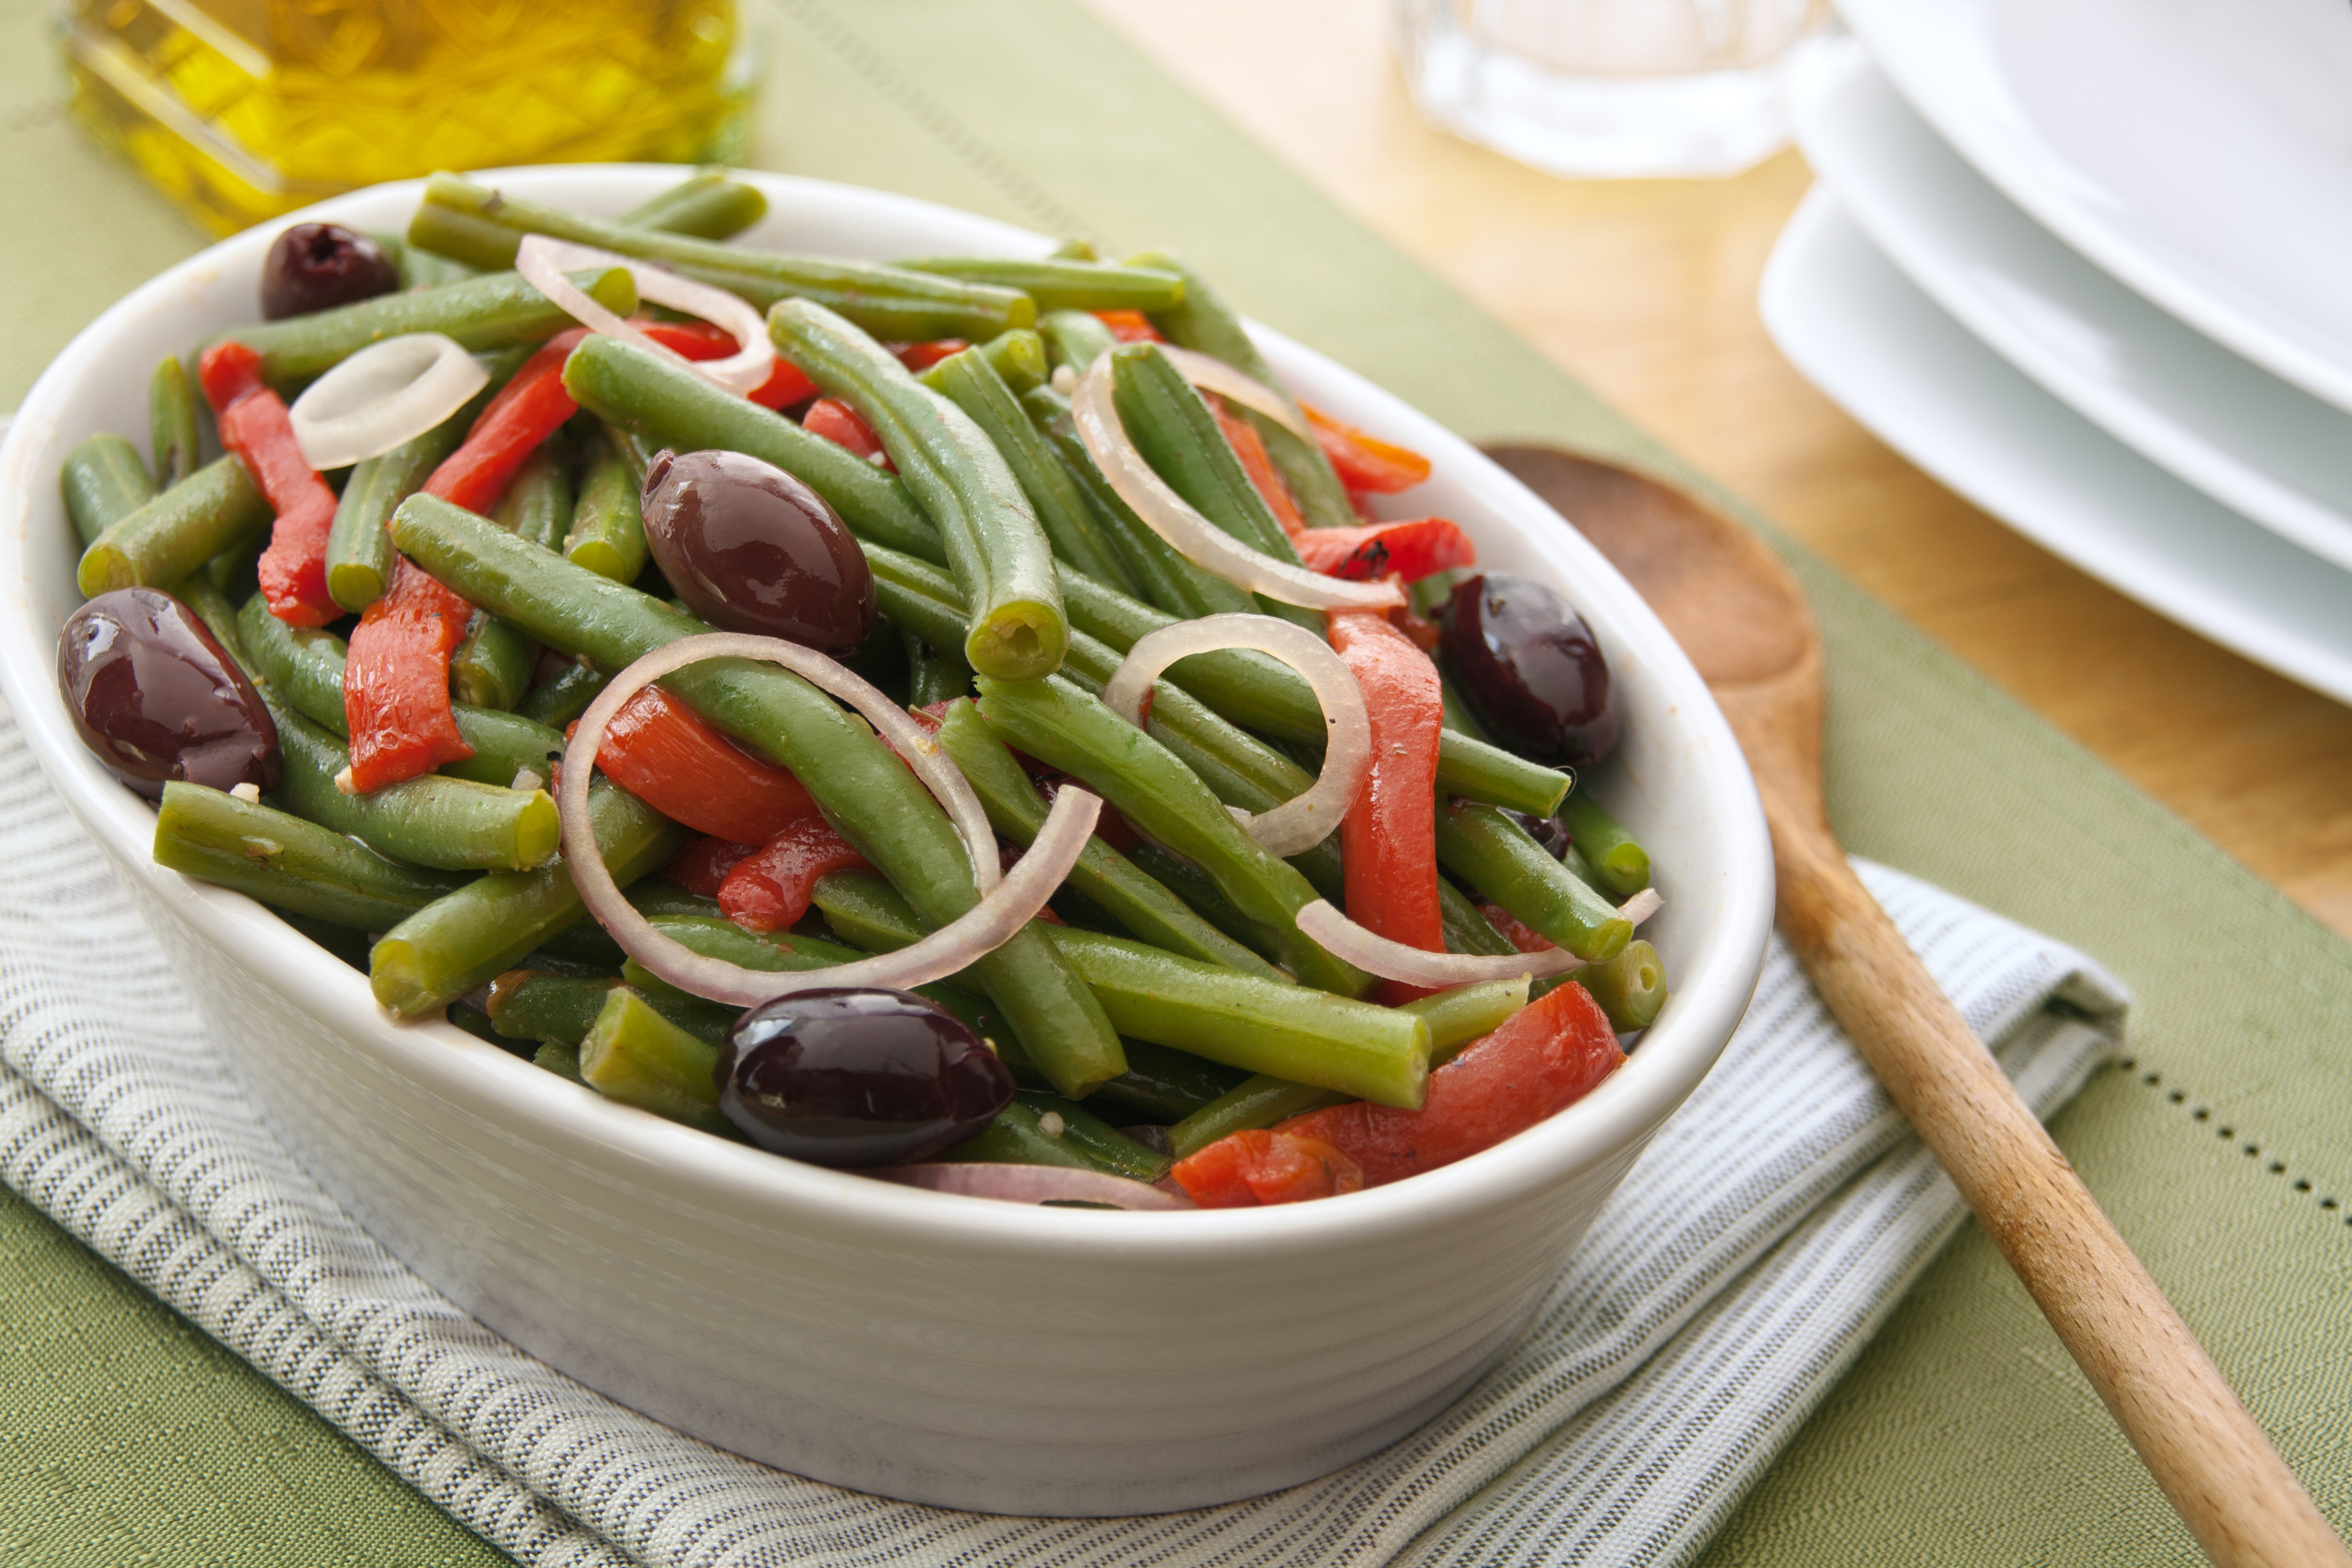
top-left (286, 333), bottom-right (488, 470)
top-left (867, 1163), bottom-right (1195, 1210)
top-left (1103, 613), bottom-right (1369, 858)
top-left (1295, 886), bottom-right (1665, 988)
top-left (1072, 358), bottom-right (1403, 611)
top-left (559, 634), bottom-right (1093, 1006)
top-left (1157, 345), bottom-right (1311, 443)
top-left (515, 235), bottom-right (776, 398)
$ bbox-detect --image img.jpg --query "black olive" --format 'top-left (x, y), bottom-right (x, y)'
top-left (1501, 808), bottom-right (1572, 858)
top-left (640, 448), bottom-right (876, 653)
top-left (260, 222), bottom-right (399, 320)
top-left (717, 988), bottom-right (1014, 1167)
top-left (1440, 573), bottom-right (1620, 768)
top-left (57, 587), bottom-right (279, 798)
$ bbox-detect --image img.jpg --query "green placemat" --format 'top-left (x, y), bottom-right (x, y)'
top-left (3, 0), bottom-right (2347, 1562)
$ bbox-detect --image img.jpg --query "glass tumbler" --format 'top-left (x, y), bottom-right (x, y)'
top-left (1394, 0), bottom-right (1833, 178)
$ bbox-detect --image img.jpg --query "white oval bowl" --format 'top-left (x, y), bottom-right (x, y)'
top-left (0, 165), bottom-right (1773, 1516)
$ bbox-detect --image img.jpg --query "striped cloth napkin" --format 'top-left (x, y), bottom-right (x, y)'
top-left (0, 695), bottom-right (2124, 1568)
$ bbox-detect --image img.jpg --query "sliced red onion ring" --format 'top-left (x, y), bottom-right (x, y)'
top-left (286, 333), bottom-right (488, 470)
top-left (868, 1163), bottom-right (1195, 1210)
top-left (1072, 359), bottom-right (1402, 611)
top-left (558, 633), bottom-right (1093, 1006)
top-left (515, 234), bottom-right (776, 399)
top-left (1103, 613), bottom-right (1370, 858)
top-left (1157, 344), bottom-right (1311, 443)
top-left (1295, 886), bottom-right (1665, 988)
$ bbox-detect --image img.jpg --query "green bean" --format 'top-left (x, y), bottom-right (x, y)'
top-left (1163, 978), bottom-right (1527, 1156)
top-left (149, 355), bottom-right (200, 489)
top-left (1039, 925), bottom-right (1423, 1106)
top-left (933, 695), bottom-right (1284, 978)
top-left (1439, 875), bottom-right (1518, 957)
top-left (973, 674), bottom-right (1370, 998)
top-left (1086, 1041), bottom-right (1243, 1124)
top-left (78, 455), bottom-right (270, 597)
top-left (563, 423), bottom-right (643, 583)
top-left (234, 593), bottom-right (566, 788)
top-left (919, 341), bottom-right (1139, 592)
top-left (152, 782), bottom-right (470, 929)
top-left (487, 970), bottom-right (735, 1050)
top-left (416, 174), bottom-right (1033, 340)
top-left (1054, 560), bottom-right (1569, 816)
top-left (535, 1041), bottom-right (584, 1081)
top-left (619, 914), bottom-right (869, 1003)
top-left (325, 390), bottom-right (478, 613)
top-left (1560, 788), bottom-right (1651, 899)
top-left (1039, 309), bottom-right (1117, 373)
top-left (62, 433), bottom-right (157, 549)
top-left (771, 300), bottom-right (1068, 680)
top-left (902, 629), bottom-right (971, 706)
top-left (371, 778), bottom-right (680, 1017)
top-left (1124, 841), bottom-right (1266, 955)
top-left (1560, 838), bottom-right (1604, 891)
top-left (493, 439), bottom-right (574, 552)
top-left (967, 328), bottom-right (1049, 396)
top-left (1168, 1079), bottom-right (1343, 1159)
top-left (564, 335), bottom-right (941, 561)
top-left (394, 239), bottom-right (476, 291)
top-left (518, 660), bottom-right (610, 728)
top-left (279, 911), bottom-right (373, 971)
top-left (1133, 248), bottom-right (1355, 532)
top-left (1047, 239), bottom-right (1099, 262)
top-left (579, 987), bottom-right (728, 1134)
top-left (943, 1099), bottom-right (1095, 1170)
top-left (1555, 939), bottom-right (1667, 1032)
top-left (897, 257), bottom-right (1184, 314)
top-left (1436, 669), bottom-right (1492, 744)
top-left (617, 169), bottom-right (769, 240)
top-left (266, 694), bottom-right (559, 873)
top-left (1410, 567), bottom-right (1478, 622)
top-left (1011, 1091), bottom-right (1171, 1180)
top-left (449, 610), bottom-right (539, 711)
top-left (178, 576), bottom-right (247, 664)
top-left (388, 495), bottom-right (1124, 1095)
top-left (1110, 342), bottom-right (1302, 565)
top-left (219, 267), bottom-right (638, 388)
top-left (1435, 802), bottom-right (1629, 962)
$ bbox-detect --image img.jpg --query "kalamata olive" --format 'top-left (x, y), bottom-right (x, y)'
top-left (717, 987), bottom-right (1014, 1167)
top-left (260, 222), bottom-right (398, 320)
top-left (1501, 807), bottom-right (1572, 859)
top-left (640, 448), bottom-right (876, 653)
top-left (1441, 573), bottom-right (1620, 768)
top-left (57, 587), bottom-right (279, 798)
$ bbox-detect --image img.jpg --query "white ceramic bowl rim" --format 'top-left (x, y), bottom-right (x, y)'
top-left (0, 164), bottom-right (1774, 1263)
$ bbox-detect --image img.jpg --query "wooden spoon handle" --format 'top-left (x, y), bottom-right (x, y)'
top-left (1770, 811), bottom-right (2348, 1568)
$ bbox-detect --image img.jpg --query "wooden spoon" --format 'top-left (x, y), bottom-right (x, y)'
top-left (1485, 445), bottom-right (2347, 1568)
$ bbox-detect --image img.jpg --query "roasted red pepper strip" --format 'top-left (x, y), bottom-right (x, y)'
top-left (803, 396), bottom-right (892, 470)
top-left (1295, 517), bottom-right (1475, 582)
top-left (1093, 309), bottom-right (1166, 344)
top-left (718, 814), bottom-right (875, 934)
top-left (1168, 1130), bottom-right (1364, 1207)
top-left (1478, 901), bottom-right (1553, 956)
top-left (640, 319), bottom-right (816, 408)
top-left (197, 341), bottom-right (341, 626)
top-left (1211, 401), bottom-right (1305, 537)
top-left (891, 339), bottom-right (969, 373)
top-left (1188, 982), bottom-right (1623, 1197)
top-left (660, 836), bottom-right (761, 897)
top-left (1300, 402), bottom-right (1433, 493)
top-left (342, 559), bottom-right (475, 791)
top-left (576, 685), bottom-right (818, 844)
top-left (423, 329), bottom-right (588, 515)
top-left (1328, 609), bottom-right (1445, 1006)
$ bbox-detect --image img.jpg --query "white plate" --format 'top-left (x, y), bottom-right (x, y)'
top-left (1795, 53), bottom-right (2352, 576)
top-left (1760, 190), bottom-right (2352, 706)
top-left (1837, 0), bottom-right (2352, 414)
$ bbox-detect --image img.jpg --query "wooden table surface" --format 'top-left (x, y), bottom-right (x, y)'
top-left (1080, 0), bottom-right (2352, 942)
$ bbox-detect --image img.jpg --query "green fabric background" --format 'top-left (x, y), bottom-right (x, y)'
top-left (3, 0), bottom-right (2347, 1561)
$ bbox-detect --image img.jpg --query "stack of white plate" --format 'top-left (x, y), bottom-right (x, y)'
top-left (1762, 0), bottom-right (2352, 703)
